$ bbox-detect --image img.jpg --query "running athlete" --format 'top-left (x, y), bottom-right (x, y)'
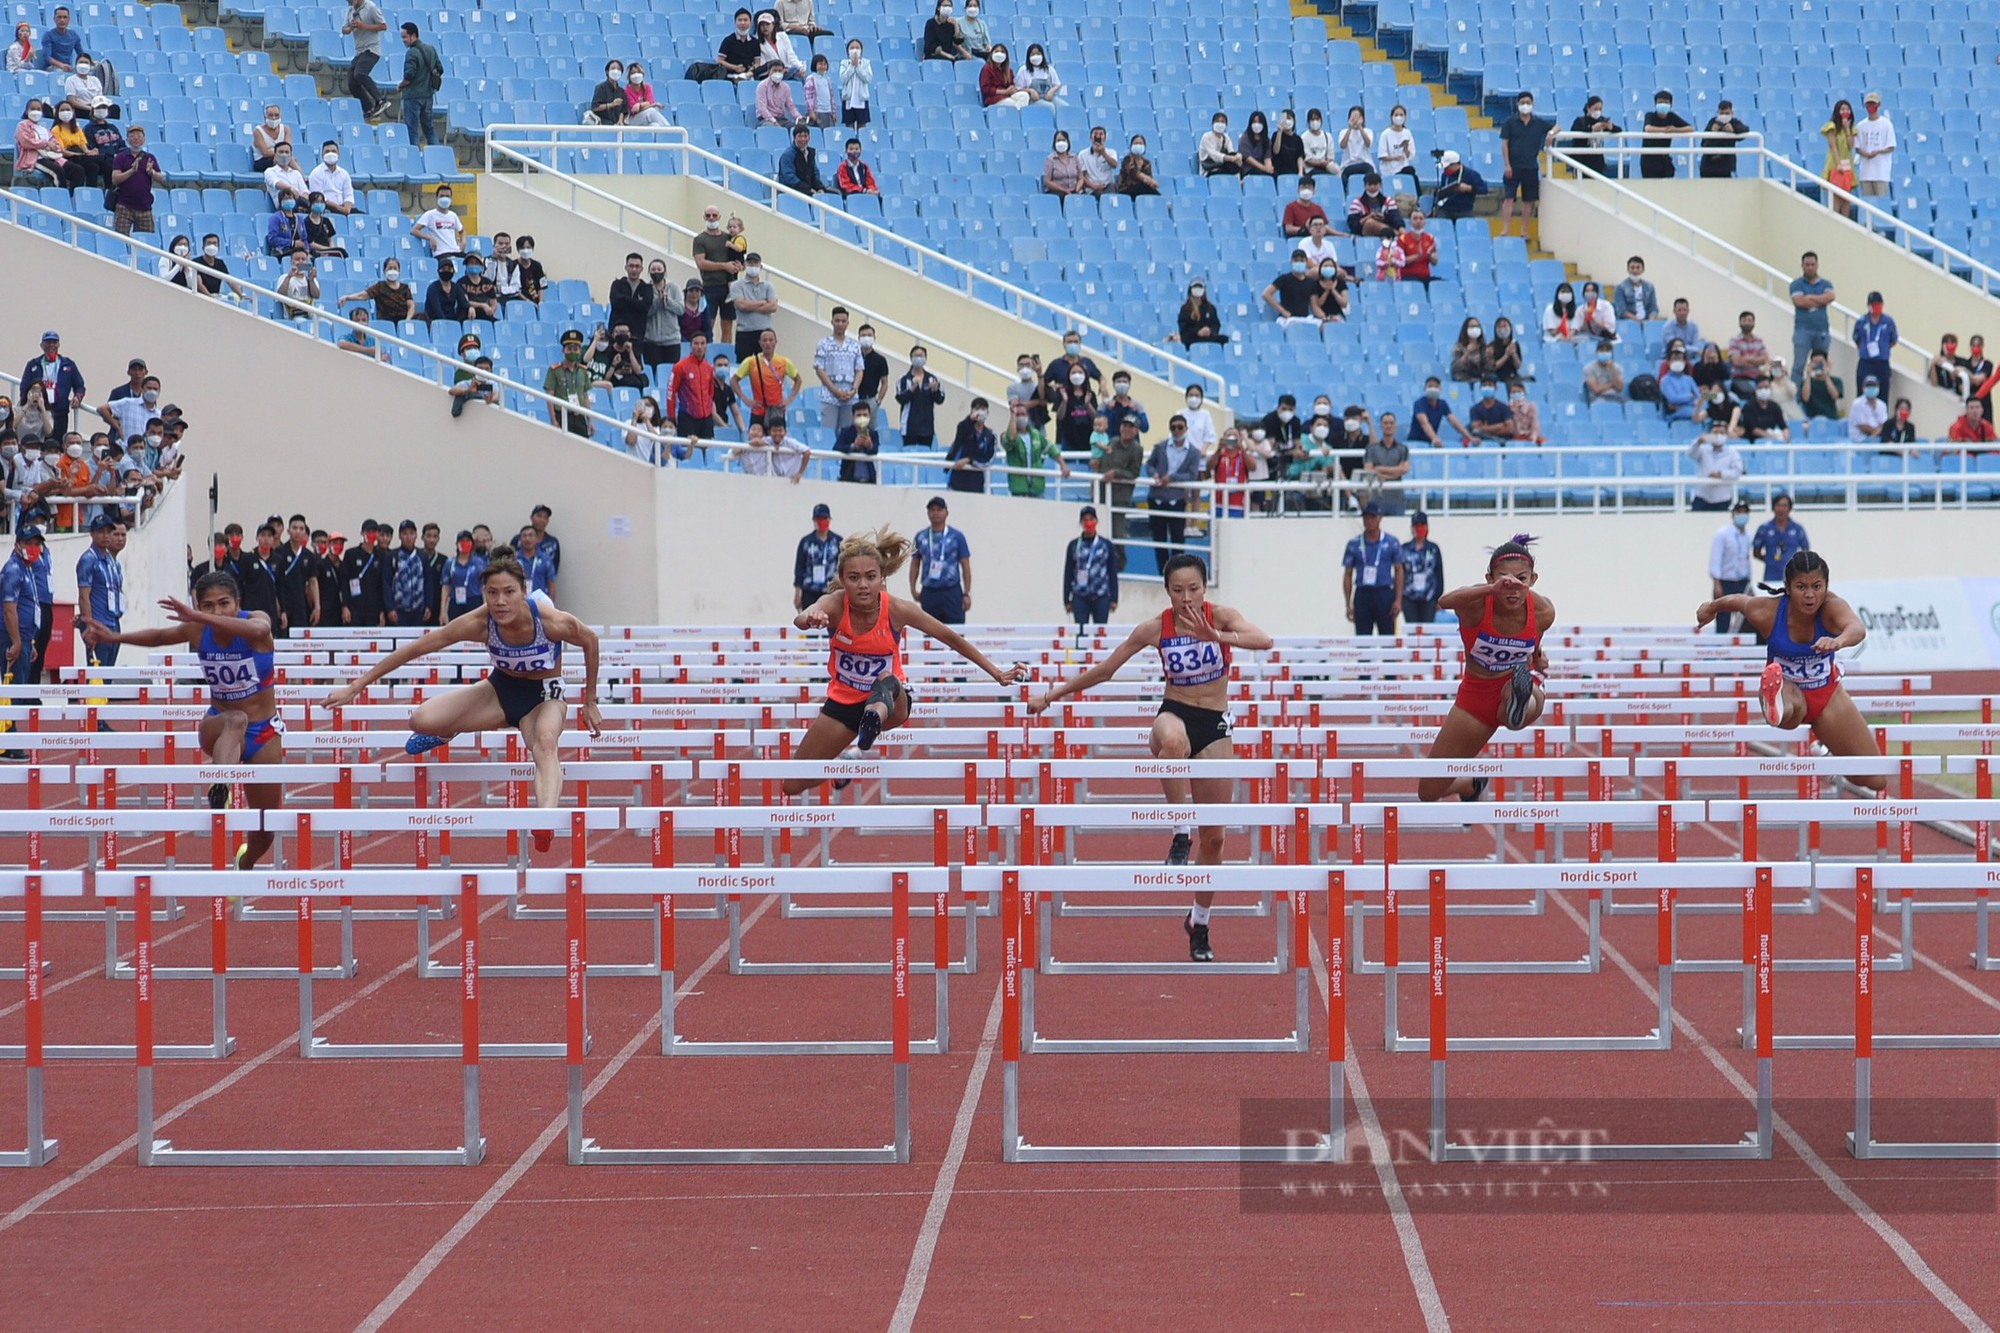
top-left (1417, 535), bottom-right (1553, 802)
top-left (323, 552), bottom-right (604, 850)
top-left (786, 526), bottom-right (1027, 798)
top-left (81, 572), bottom-right (285, 869)
top-left (1695, 550), bottom-right (1886, 792)
top-left (1027, 553), bottom-right (1274, 962)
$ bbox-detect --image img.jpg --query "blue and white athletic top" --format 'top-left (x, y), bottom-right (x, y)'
top-left (487, 599), bottom-right (563, 675)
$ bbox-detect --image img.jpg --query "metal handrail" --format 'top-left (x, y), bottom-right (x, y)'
top-left (482, 123), bottom-right (1228, 400)
top-left (1547, 132), bottom-right (2000, 301)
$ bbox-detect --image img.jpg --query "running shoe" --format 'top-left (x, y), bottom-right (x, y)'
top-left (855, 705), bottom-right (884, 752)
top-left (1166, 831), bottom-right (1192, 866)
top-left (207, 782), bottom-right (229, 810)
top-left (234, 842), bottom-right (252, 871)
top-left (1465, 777), bottom-right (1489, 801)
top-left (532, 828), bottom-right (553, 853)
top-left (1505, 662), bottom-right (1535, 730)
top-left (1758, 661), bottom-right (1785, 728)
top-left (405, 732), bottom-right (449, 756)
top-left (1184, 914), bottom-right (1214, 963)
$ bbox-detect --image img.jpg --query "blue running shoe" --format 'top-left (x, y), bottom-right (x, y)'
top-left (405, 732), bottom-right (449, 756)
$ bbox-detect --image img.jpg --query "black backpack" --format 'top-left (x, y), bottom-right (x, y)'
top-left (1627, 372), bottom-right (1660, 404)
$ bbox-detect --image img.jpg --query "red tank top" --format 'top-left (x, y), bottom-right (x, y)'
top-left (1157, 604), bottom-right (1231, 688)
top-left (826, 597), bottom-right (905, 705)
top-left (1459, 594), bottom-right (1541, 676)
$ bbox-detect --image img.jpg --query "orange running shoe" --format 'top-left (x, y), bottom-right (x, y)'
top-left (1758, 661), bottom-right (1785, 728)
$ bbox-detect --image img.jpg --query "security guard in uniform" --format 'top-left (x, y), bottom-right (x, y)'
top-left (793, 503), bottom-right (841, 612)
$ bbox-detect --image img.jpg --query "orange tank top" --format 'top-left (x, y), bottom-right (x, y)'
top-left (826, 597), bottom-right (905, 705)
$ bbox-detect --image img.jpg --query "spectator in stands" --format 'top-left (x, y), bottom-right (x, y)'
top-left (1466, 380), bottom-right (1512, 441)
top-left (262, 142), bottom-right (310, 211)
top-left (1852, 291), bottom-right (1897, 398)
top-left (305, 141), bottom-right (357, 214)
top-left (6, 22), bottom-right (34, 73)
top-left (691, 207), bottom-right (740, 341)
top-left (306, 194), bottom-right (347, 257)
top-left (1042, 131), bottom-right (1083, 196)
top-left (1266, 109), bottom-right (1303, 177)
top-left (979, 44), bottom-right (1028, 107)
top-left (14, 101), bottom-right (70, 189)
top-left (1346, 172), bottom-right (1402, 237)
top-left (1688, 434), bottom-right (1745, 509)
top-left (955, 0), bottom-right (991, 56)
top-left (1613, 256), bottom-right (1660, 322)
top-left (1800, 352), bottom-right (1843, 419)
top-left (543, 330), bottom-right (596, 437)
top-left (776, 124), bottom-right (831, 192)
top-left (1947, 398), bottom-right (1995, 448)
top-left (1002, 406), bottom-right (1067, 496)
top-left (22, 333), bottom-right (84, 441)
top-left (1100, 373), bottom-right (1146, 436)
top-left (1431, 149), bottom-right (1486, 219)
top-left (1582, 339), bottom-right (1625, 402)
top-left (1966, 336), bottom-right (1995, 418)
top-left (81, 96), bottom-right (122, 169)
top-left (275, 247), bottom-right (319, 320)
top-left (1363, 416), bottom-right (1412, 513)
top-left (1484, 315), bottom-right (1524, 380)
top-left (1004, 357), bottom-right (1046, 431)
top-left (729, 251), bottom-right (779, 359)
top-left (264, 196), bottom-right (309, 257)
top-left (1378, 106), bottom-right (1418, 187)
top-left (158, 236), bottom-right (199, 289)
top-left (49, 99), bottom-right (96, 187)
top-left (1700, 101), bottom-right (1750, 178)
top-left (342, 0), bottom-right (389, 119)
top-left (1072, 125), bottom-right (1118, 196)
top-left (833, 404), bottom-right (881, 483)
top-left (1820, 99), bottom-right (1858, 218)
top-left (1929, 334), bottom-right (1969, 396)
top-left (607, 252), bottom-right (654, 343)
top-left (755, 64), bottom-right (802, 125)
top-left (1658, 350), bottom-right (1699, 422)
top-left (1639, 90), bottom-right (1694, 179)
top-left (838, 40), bottom-right (874, 126)
top-left (1731, 374), bottom-right (1789, 441)
top-left (923, 0), bottom-right (969, 61)
top-left (622, 62), bottom-right (670, 128)
top-left (596, 327), bottom-right (648, 391)
top-left (1660, 298), bottom-right (1702, 355)
top-left (1147, 417), bottom-right (1202, 565)
top-left (1335, 105), bottom-right (1374, 187)
top-left (1017, 43), bottom-right (1064, 105)
top-left (252, 104), bottom-right (292, 173)
top-left (813, 306), bottom-right (864, 431)
top-left (489, 233), bottom-right (522, 303)
top-left (1295, 108), bottom-right (1332, 178)
top-left (755, 10), bottom-right (806, 78)
top-left (946, 399), bottom-right (997, 493)
top-left (1198, 112), bottom-right (1241, 176)
top-left (342, 257), bottom-right (413, 323)
top-left (669, 332), bottom-right (719, 439)
top-left (1262, 250), bottom-right (1320, 328)
top-left (1051, 359), bottom-right (1100, 457)
top-left (421, 258), bottom-right (466, 323)
top-left (736, 327), bottom-right (803, 428)
top-left (1449, 318), bottom-right (1486, 381)
top-left (589, 62), bottom-right (627, 124)
top-left (1853, 92), bottom-right (1895, 199)
top-left (1846, 377), bottom-right (1887, 442)
top-left (638, 259), bottom-right (682, 374)
top-left (854, 324), bottom-right (890, 417)
top-left (397, 22), bottom-right (443, 149)
top-left (37, 6), bottom-right (78, 71)
top-left (413, 186), bottom-right (465, 256)
top-left (337, 306), bottom-right (389, 362)
top-left (1282, 178), bottom-right (1327, 236)
top-left (1170, 280), bottom-right (1225, 346)
top-left (1788, 251), bottom-right (1835, 390)
top-left (834, 134), bottom-right (880, 191)
top-left (895, 345), bottom-right (946, 449)
top-left (1237, 112), bottom-right (1276, 178)
top-left (1880, 398), bottom-right (1917, 450)
top-left (1689, 342), bottom-right (1730, 400)
top-left (60, 54), bottom-right (105, 118)
top-left (458, 253), bottom-right (497, 319)
top-left (1564, 96), bottom-right (1620, 178)
top-left (1498, 93), bottom-right (1555, 237)
top-left (1116, 134), bottom-right (1158, 196)
top-left (1706, 500), bottom-right (1753, 625)
top-left (801, 53), bottom-right (837, 127)
top-left (625, 395), bottom-right (673, 460)
top-left (1726, 311), bottom-right (1768, 397)
top-left (1043, 334), bottom-right (1101, 399)
top-left (716, 9), bottom-right (762, 79)
top-left (1411, 376), bottom-right (1471, 446)
top-left (1576, 281), bottom-right (1616, 339)
top-left (1505, 382), bottom-right (1542, 443)
top-left (711, 352), bottom-right (746, 436)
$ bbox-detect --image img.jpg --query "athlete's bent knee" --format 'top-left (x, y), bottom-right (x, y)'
top-left (1197, 828), bottom-right (1226, 860)
top-left (1417, 778), bottom-right (1452, 802)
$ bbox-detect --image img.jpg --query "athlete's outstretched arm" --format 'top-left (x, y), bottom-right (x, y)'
top-left (1027, 619), bottom-right (1159, 713)
top-left (1694, 592), bottom-right (1777, 633)
top-left (893, 598), bottom-right (1027, 686)
top-left (154, 597), bottom-right (276, 650)
top-left (543, 607), bottom-right (604, 736)
top-left (1813, 595), bottom-right (1866, 654)
top-left (80, 617), bottom-right (198, 651)
top-left (1210, 604), bottom-right (1273, 651)
top-left (794, 589), bottom-right (843, 631)
top-left (324, 613), bottom-right (487, 708)
top-left (1436, 578), bottom-right (1510, 615)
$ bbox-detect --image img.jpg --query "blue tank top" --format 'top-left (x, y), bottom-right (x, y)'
top-left (487, 600), bottom-right (563, 675)
top-left (1767, 595), bottom-right (1837, 690)
top-left (199, 614), bottom-right (274, 703)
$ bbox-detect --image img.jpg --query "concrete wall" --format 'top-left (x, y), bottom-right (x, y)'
top-left (42, 487), bottom-right (188, 653)
top-left (1541, 176), bottom-right (1965, 437)
top-left (4, 220), bottom-right (661, 628)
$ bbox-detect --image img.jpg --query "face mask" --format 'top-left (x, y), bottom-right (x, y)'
top-left (858, 335), bottom-right (874, 350)
top-left (1711, 391), bottom-right (1727, 404)
top-left (991, 51), bottom-right (1006, 64)
top-left (280, 198), bottom-right (297, 212)
top-left (1670, 360), bottom-right (1685, 373)
top-left (847, 148), bottom-right (861, 161)
top-left (1188, 286), bottom-right (1203, 299)
top-left (1596, 352), bottom-right (1613, 363)
top-left (91, 106), bottom-right (105, 119)
top-left (1308, 118), bottom-right (1322, 131)
top-left (705, 218), bottom-right (721, 232)
top-left (265, 113), bottom-right (281, 126)
top-left (65, 442), bottom-right (84, 459)
top-left (26, 109), bottom-right (40, 123)
top-left (1478, 385), bottom-right (1495, 398)
top-left (142, 389), bottom-right (159, 405)
top-left (1064, 341), bottom-right (1081, 357)
top-left (1130, 141), bottom-right (1145, 154)
top-left (384, 267), bottom-right (400, 281)
top-left (849, 46), bottom-right (861, 58)
top-left (1081, 519), bottom-right (1097, 535)
top-left (1467, 325), bottom-right (1482, 338)
top-left (1315, 402), bottom-right (1332, 417)
top-left (1069, 371), bottom-right (1085, 386)
top-left (1392, 113), bottom-right (1405, 126)
top-left (1557, 290), bottom-right (1573, 302)
top-left (1320, 265), bottom-right (1336, 279)
top-left (911, 354), bottom-right (926, 369)
top-left (1186, 393), bottom-right (1202, 408)
top-left (1213, 121), bottom-right (1227, 134)
top-left (311, 202), bottom-right (326, 215)
top-left (1755, 388), bottom-right (1773, 402)
top-left (1010, 415), bottom-right (1028, 431)
top-left (565, 348), bottom-right (583, 363)
top-left (854, 414), bottom-right (872, 429)
top-left (57, 108), bottom-right (72, 122)
top-left (467, 263), bottom-right (483, 275)
top-left (1864, 387), bottom-right (1879, 400)
top-left (173, 243), bottom-right (190, 256)
top-left (1655, 101), bottom-right (1671, 113)
top-left (0, 445), bottom-right (11, 458)
top-left (1277, 408), bottom-right (1294, 423)
top-left (1365, 187), bottom-right (1381, 199)
top-left (1054, 139), bottom-right (1068, 153)
top-left (436, 195), bottom-right (452, 209)
top-left (19, 547), bottom-right (39, 565)
top-left (767, 69), bottom-right (783, 82)
top-left (1291, 261), bottom-right (1307, 275)
top-left (971, 409), bottom-right (986, 422)
top-left (1518, 101), bottom-right (1533, 115)
top-left (1029, 52), bottom-right (1043, 66)
top-left (519, 247), bottom-right (533, 259)
top-left (1018, 366), bottom-right (1034, 382)
top-left (1298, 186), bottom-right (1314, 201)
top-left (1510, 391), bottom-right (1525, 404)
top-left (1733, 514), bottom-right (1748, 529)
top-left (1113, 380), bottom-right (1130, 394)
top-left (1312, 424), bottom-right (1331, 441)
top-left (1428, 387), bottom-right (1442, 400)
top-left (1869, 304), bottom-right (1883, 316)
top-left (23, 451), bottom-right (39, 464)
top-left (145, 433), bottom-right (161, 448)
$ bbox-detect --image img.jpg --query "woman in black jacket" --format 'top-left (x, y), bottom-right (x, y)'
top-left (1170, 280), bottom-right (1227, 345)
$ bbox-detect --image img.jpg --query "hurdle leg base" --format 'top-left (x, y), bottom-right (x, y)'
top-left (0, 1139), bottom-right (58, 1168)
top-left (1848, 1134), bottom-right (2000, 1160)
top-left (13, 1039), bottom-right (237, 1061)
top-left (141, 1140), bottom-right (487, 1167)
top-left (1008, 1140), bottom-right (1330, 1163)
top-left (305, 1037), bottom-right (579, 1060)
top-left (573, 1139), bottom-right (904, 1165)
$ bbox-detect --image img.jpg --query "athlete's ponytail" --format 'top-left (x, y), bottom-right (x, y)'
top-left (480, 551), bottom-right (529, 590)
top-left (1782, 550), bottom-right (1829, 589)
top-left (1486, 532), bottom-right (1537, 575)
top-left (838, 525), bottom-right (910, 579)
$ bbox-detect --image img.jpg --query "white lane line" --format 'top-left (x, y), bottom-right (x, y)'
top-left (352, 893), bottom-right (777, 1333)
top-left (1308, 932), bottom-right (1451, 1332)
top-left (887, 981), bottom-right (1005, 1333)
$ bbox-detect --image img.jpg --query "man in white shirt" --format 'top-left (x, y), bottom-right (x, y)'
top-left (1197, 114), bottom-right (1240, 176)
top-left (1853, 91), bottom-right (1895, 197)
top-left (811, 305), bottom-right (864, 432)
top-left (1846, 375), bottom-right (1888, 442)
top-left (306, 140), bottom-right (356, 214)
top-left (412, 186), bottom-right (465, 256)
top-left (1298, 214), bottom-right (1341, 270)
top-left (62, 57), bottom-right (105, 114)
top-left (1707, 499), bottom-right (1752, 633)
top-left (262, 142), bottom-right (310, 208)
top-left (1687, 435), bottom-right (1745, 510)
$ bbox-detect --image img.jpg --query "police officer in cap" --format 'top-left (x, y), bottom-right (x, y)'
top-left (1401, 509), bottom-right (1445, 624)
top-left (543, 328), bottom-right (596, 437)
top-left (794, 502), bottom-right (841, 613)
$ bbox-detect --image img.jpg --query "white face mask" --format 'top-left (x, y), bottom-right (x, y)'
top-left (204, 242), bottom-right (219, 256)
top-left (25, 108), bottom-right (40, 123)
top-left (1186, 393), bottom-right (1202, 408)
top-left (911, 354), bottom-right (926, 369)
top-left (990, 51), bottom-right (1006, 64)
top-left (1130, 141), bottom-right (1145, 154)
top-left (77, 62), bottom-right (91, 75)
top-left (57, 108), bottom-right (72, 122)
top-left (1188, 286), bottom-right (1203, 299)
top-left (1053, 139), bottom-right (1068, 153)
top-left (1755, 388), bottom-right (1773, 402)
top-left (705, 218), bottom-right (721, 232)
top-left (384, 267), bottom-right (401, 281)
top-left (1277, 408), bottom-right (1294, 422)
top-left (323, 151), bottom-right (338, 165)
top-left (173, 243), bottom-right (189, 256)
top-left (745, 265), bottom-right (762, 280)
top-left (1017, 367), bottom-right (1034, 382)
top-left (1069, 371), bottom-right (1085, 386)
top-left (859, 335), bottom-right (874, 350)
top-left (1028, 52), bottom-right (1043, 66)
top-left (1312, 424), bottom-right (1331, 440)
top-left (1392, 113), bottom-right (1405, 126)
top-left (1466, 325), bottom-right (1482, 339)
top-left (436, 195), bottom-right (452, 209)
top-left (1670, 360), bottom-right (1685, 373)
top-left (66, 442), bottom-right (85, 459)
top-left (848, 47), bottom-right (861, 59)
top-left (1113, 381), bottom-right (1130, 395)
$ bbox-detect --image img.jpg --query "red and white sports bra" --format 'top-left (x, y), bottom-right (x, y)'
top-left (1157, 604), bottom-right (1231, 688)
top-left (1459, 594), bottom-right (1541, 675)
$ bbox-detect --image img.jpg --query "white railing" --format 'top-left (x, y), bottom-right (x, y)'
top-left (0, 366), bottom-right (177, 532)
top-left (1548, 132), bottom-right (2000, 302)
top-left (482, 123), bottom-right (1228, 401)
